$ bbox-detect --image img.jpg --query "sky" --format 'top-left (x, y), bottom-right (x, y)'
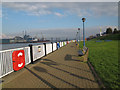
top-left (0, 1), bottom-right (118, 40)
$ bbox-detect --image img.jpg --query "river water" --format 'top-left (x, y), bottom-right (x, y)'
top-left (0, 42), bottom-right (51, 51)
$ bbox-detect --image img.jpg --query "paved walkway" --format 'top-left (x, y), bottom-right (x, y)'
top-left (1, 42), bottom-right (99, 88)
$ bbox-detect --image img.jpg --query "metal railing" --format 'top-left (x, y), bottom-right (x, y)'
top-left (0, 40), bottom-right (74, 78)
top-left (0, 47), bottom-right (31, 78)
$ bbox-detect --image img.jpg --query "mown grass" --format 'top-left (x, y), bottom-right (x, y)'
top-left (79, 34), bottom-right (119, 88)
top-left (94, 33), bottom-right (120, 40)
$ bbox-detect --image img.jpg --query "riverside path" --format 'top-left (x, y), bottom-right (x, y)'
top-left (1, 42), bottom-right (99, 88)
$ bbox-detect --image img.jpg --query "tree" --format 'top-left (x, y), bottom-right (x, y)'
top-left (113, 28), bottom-right (118, 34)
top-left (106, 27), bottom-right (112, 34)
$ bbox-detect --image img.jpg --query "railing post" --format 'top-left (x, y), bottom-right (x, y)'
top-left (29, 44), bottom-right (34, 64)
top-left (51, 42), bottom-right (53, 52)
top-left (59, 42), bottom-right (60, 47)
top-left (43, 43), bottom-right (47, 56)
top-left (56, 42), bottom-right (58, 50)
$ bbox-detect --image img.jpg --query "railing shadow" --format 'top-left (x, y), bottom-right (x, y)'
top-left (43, 59), bottom-right (90, 73)
top-left (33, 66), bottom-right (79, 88)
top-left (24, 67), bottom-right (57, 88)
top-left (41, 59), bottom-right (96, 83)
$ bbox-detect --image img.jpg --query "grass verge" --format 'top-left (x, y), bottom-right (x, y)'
top-left (78, 34), bottom-right (119, 88)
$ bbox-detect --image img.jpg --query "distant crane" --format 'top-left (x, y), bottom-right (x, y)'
top-left (41, 32), bottom-right (44, 41)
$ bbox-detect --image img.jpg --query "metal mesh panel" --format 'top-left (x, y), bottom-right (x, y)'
top-left (32, 45), bottom-right (45, 61)
top-left (60, 42), bottom-right (62, 47)
top-left (0, 50), bottom-right (13, 78)
top-left (61, 42), bottom-right (63, 47)
top-left (53, 43), bottom-right (57, 51)
top-left (46, 43), bottom-right (52, 54)
top-left (64, 41), bottom-right (67, 45)
top-left (24, 47), bottom-right (31, 65)
top-left (0, 47), bottom-right (31, 78)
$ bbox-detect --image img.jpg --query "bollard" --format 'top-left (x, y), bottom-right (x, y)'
top-left (29, 44), bottom-right (34, 64)
top-left (43, 43), bottom-right (47, 56)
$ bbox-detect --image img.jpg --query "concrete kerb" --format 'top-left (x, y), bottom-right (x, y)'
top-left (82, 48), bottom-right (89, 62)
top-left (78, 46), bottom-right (105, 88)
top-left (87, 60), bottom-right (105, 88)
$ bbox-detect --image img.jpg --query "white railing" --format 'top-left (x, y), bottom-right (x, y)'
top-left (32, 45), bottom-right (45, 61)
top-left (0, 40), bottom-right (74, 78)
top-left (46, 43), bottom-right (52, 54)
top-left (53, 43), bottom-right (57, 51)
top-left (0, 47), bottom-right (31, 78)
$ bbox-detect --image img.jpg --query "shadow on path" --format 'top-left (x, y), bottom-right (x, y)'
top-left (24, 67), bottom-right (57, 88)
top-left (41, 59), bottom-right (96, 83)
top-left (33, 66), bottom-right (79, 88)
top-left (43, 59), bottom-right (91, 73)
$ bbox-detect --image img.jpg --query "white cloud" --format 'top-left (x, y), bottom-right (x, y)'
top-left (2, 2), bottom-right (118, 17)
top-left (3, 2), bottom-right (52, 16)
top-left (54, 12), bottom-right (64, 17)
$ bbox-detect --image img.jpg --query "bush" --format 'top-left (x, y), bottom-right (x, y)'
top-left (113, 28), bottom-right (118, 34)
top-left (106, 27), bottom-right (112, 34)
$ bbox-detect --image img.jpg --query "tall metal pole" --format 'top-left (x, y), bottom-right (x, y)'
top-left (82, 18), bottom-right (86, 47)
top-left (76, 32), bottom-right (78, 43)
top-left (78, 28), bottom-right (80, 47)
top-left (76, 33), bottom-right (77, 42)
top-left (83, 21), bottom-right (85, 46)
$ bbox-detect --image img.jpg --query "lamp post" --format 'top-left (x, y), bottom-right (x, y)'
top-left (82, 18), bottom-right (86, 47)
top-left (78, 28), bottom-right (80, 48)
top-left (76, 32), bottom-right (78, 42)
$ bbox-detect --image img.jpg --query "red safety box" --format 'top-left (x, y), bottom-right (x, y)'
top-left (12, 50), bottom-right (25, 71)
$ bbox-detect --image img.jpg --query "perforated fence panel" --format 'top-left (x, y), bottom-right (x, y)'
top-left (62, 42), bottom-right (63, 46)
top-left (53, 43), bottom-right (57, 51)
top-left (46, 43), bottom-right (52, 54)
top-left (32, 44), bottom-right (45, 61)
top-left (0, 47), bottom-right (30, 78)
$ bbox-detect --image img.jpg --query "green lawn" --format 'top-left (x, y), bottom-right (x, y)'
top-left (95, 34), bottom-right (120, 40)
top-left (79, 34), bottom-right (119, 88)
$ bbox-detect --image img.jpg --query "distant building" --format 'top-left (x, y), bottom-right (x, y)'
top-left (13, 36), bottom-right (25, 43)
top-left (96, 34), bottom-right (100, 37)
top-left (0, 39), bottom-right (10, 44)
top-left (23, 34), bottom-right (33, 42)
top-left (102, 31), bottom-right (107, 36)
top-left (9, 39), bottom-right (15, 43)
top-left (14, 36), bottom-right (23, 40)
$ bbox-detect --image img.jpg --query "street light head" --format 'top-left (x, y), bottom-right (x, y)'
top-left (82, 18), bottom-right (86, 22)
top-left (78, 28), bottom-right (80, 30)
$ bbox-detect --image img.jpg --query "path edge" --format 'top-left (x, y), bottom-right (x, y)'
top-left (87, 59), bottom-right (106, 88)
